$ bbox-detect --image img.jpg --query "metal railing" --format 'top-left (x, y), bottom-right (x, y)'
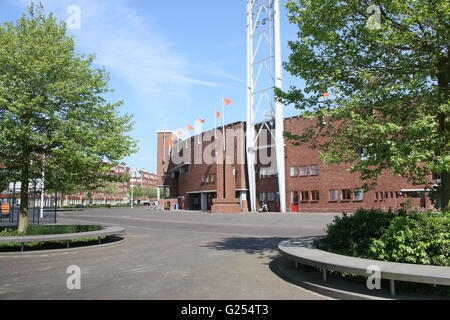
top-left (0, 197), bottom-right (57, 227)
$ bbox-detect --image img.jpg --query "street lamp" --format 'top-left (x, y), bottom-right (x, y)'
top-left (130, 184), bottom-right (135, 209)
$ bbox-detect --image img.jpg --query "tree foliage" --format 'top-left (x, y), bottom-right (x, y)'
top-left (0, 3), bottom-right (137, 231)
top-left (278, 0), bottom-right (450, 209)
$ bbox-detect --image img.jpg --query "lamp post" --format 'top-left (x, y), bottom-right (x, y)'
top-left (130, 184), bottom-right (135, 209)
top-left (40, 166), bottom-right (45, 219)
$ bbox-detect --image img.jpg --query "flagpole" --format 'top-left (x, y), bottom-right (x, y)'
top-left (222, 94), bottom-right (225, 151)
top-left (215, 106), bottom-right (217, 139)
top-left (197, 115), bottom-right (200, 144)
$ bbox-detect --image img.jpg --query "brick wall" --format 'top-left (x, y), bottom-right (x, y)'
top-left (157, 117), bottom-right (433, 213)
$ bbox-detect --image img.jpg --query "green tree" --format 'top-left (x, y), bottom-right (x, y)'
top-left (0, 3), bottom-right (137, 232)
top-left (278, 0), bottom-right (450, 209)
top-left (128, 186), bottom-right (158, 200)
top-left (145, 188), bottom-right (158, 199)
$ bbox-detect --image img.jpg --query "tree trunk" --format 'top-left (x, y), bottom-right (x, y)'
top-left (18, 163), bottom-right (29, 233)
top-left (440, 172), bottom-right (450, 211)
top-left (436, 53), bottom-right (449, 211)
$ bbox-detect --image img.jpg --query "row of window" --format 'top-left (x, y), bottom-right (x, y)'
top-left (290, 189), bottom-right (364, 204)
top-left (290, 165), bottom-right (319, 177)
top-left (259, 168), bottom-right (278, 179)
top-left (291, 190), bottom-right (321, 204)
top-left (375, 191), bottom-right (406, 200)
top-left (259, 192), bottom-right (280, 203)
top-left (202, 173), bottom-right (216, 184)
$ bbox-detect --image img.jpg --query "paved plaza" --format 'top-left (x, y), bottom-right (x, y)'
top-left (0, 209), bottom-right (339, 300)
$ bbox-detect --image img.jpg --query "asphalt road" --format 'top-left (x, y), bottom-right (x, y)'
top-left (0, 209), bottom-right (339, 300)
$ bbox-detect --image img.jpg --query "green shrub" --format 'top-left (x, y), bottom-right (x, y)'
top-left (0, 225), bottom-right (103, 237)
top-left (0, 225), bottom-right (105, 249)
top-left (369, 211), bottom-right (450, 266)
top-left (320, 208), bottom-right (402, 258)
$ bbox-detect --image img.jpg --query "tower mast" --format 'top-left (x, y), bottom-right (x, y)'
top-left (246, 0), bottom-right (286, 212)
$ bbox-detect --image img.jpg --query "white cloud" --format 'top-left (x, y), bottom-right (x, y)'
top-left (7, 0), bottom-right (241, 171)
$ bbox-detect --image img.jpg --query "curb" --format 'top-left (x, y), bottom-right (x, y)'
top-left (0, 237), bottom-right (126, 257)
top-left (273, 257), bottom-right (446, 300)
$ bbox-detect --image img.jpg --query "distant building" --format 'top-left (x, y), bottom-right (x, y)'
top-left (0, 165), bottom-right (157, 207)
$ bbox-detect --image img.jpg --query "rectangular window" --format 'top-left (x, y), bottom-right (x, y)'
top-left (301, 191), bottom-right (309, 202)
top-left (354, 189), bottom-right (364, 201)
top-left (260, 169), bottom-right (266, 179)
top-left (290, 167), bottom-right (299, 177)
top-left (310, 165), bottom-right (319, 176)
top-left (260, 192), bottom-right (267, 202)
top-left (329, 190), bottom-right (339, 201)
top-left (210, 173), bottom-right (216, 183)
top-left (375, 192), bottom-right (379, 200)
top-left (311, 190), bottom-right (320, 201)
top-left (291, 191), bottom-right (299, 206)
top-left (359, 147), bottom-right (369, 161)
top-left (268, 193), bottom-right (276, 202)
top-left (342, 189), bottom-right (352, 201)
top-left (299, 166), bottom-right (309, 176)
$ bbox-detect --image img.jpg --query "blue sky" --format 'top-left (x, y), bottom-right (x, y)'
top-left (1, 0), bottom-right (304, 172)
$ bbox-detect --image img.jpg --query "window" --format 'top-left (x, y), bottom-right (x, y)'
top-left (354, 189), bottom-right (364, 201)
top-left (291, 191), bottom-right (299, 206)
top-left (299, 166), bottom-right (308, 176)
top-left (310, 165), bottom-right (319, 176)
top-left (210, 173), bottom-right (216, 183)
top-left (300, 191), bottom-right (309, 202)
top-left (311, 190), bottom-right (320, 201)
top-left (359, 147), bottom-right (369, 160)
top-left (432, 173), bottom-right (442, 184)
top-left (260, 169), bottom-right (266, 179)
top-left (329, 190), bottom-right (339, 201)
top-left (375, 192), bottom-right (379, 200)
top-left (268, 193), bottom-right (276, 202)
top-left (259, 192), bottom-right (267, 202)
top-left (342, 189), bottom-right (352, 201)
top-left (290, 167), bottom-right (299, 177)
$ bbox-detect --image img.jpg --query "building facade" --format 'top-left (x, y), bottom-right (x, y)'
top-left (157, 116), bottom-right (434, 213)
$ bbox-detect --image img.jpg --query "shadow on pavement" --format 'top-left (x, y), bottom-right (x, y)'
top-left (203, 236), bottom-right (323, 261)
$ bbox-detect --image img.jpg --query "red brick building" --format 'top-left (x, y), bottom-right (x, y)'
top-left (157, 117), bottom-right (433, 213)
top-left (0, 165), bottom-right (158, 207)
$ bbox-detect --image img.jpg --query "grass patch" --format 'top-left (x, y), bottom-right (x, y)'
top-left (0, 225), bottom-right (107, 250)
top-left (0, 225), bottom-right (103, 237)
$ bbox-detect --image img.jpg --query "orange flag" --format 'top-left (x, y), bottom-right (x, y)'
top-left (323, 92), bottom-right (330, 98)
top-left (215, 111), bottom-right (221, 119)
top-left (187, 125), bottom-right (194, 131)
top-left (198, 118), bottom-right (206, 124)
top-left (224, 98), bottom-right (232, 106)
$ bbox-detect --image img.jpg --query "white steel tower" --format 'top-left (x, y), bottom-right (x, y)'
top-left (246, 0), bottom-right (286, 212)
